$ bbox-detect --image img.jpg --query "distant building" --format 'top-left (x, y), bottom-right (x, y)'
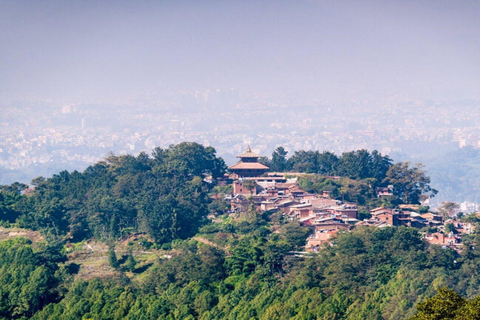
top-left (232, 180), bottom-right (258, 196)
top-left (369, 207), bottom-right (411, 227)
top-left (228, 145), bottom-right (269, 177)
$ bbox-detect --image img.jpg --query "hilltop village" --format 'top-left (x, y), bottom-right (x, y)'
top-left (3, 142), bottom-right (480, 319)
top-left (220, 146), bottom-right (474, 252)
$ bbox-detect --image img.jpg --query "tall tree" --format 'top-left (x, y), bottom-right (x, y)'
top-left (108, 246), bottom-right (119, 269)
top-left (287, 150), bottom-right (319, 173)
top-left (338, 150), bottom-right (372, 179)
top-left (370, 150), bottom-right (393, 181)
top-left (383, 162), bottom-right (437, 204)
top-left (438, 201), bottom-right (460, 219)
top-left (157, 142), bottom-right (227, 179)
top-left (270, 146), bottom-right (288, 172)
top-left (317, 151), bottom-right (340, 175)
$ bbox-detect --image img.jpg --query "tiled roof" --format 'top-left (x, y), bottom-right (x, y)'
top-left (237, 145), bottom-right (262, 158)
top-left (228, 162), bottom-right (269, 170)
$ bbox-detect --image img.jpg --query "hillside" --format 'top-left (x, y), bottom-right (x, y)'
top-left (1, 142), bottom-right (480, 319)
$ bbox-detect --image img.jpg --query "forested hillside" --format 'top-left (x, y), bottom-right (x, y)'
top-left (1, 142), bottom-right (480, 319)
top-left (2, 142), bottom-right (226, 243)
top-left (4, 218), bottom-right (480, 319)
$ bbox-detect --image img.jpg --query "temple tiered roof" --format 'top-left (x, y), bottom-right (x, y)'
top-left (228, 145), bottom-right (269, 177)
top-left (228, 162), bottom-right (269, 170)
top-left (236, 145), bottom-right (261, 159)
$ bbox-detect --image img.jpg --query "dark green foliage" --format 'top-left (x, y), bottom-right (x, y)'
top-left (0, 239), bottom-right (65, 319)
top-left (419, 206), bottom-right (430, 214)
top-left (286, 150), bottom-right (314, 172)
top-left (0, 143), bottom-right (470, 319)
top-left (146, 242), bottom-right (227, 291)
top-left (298, 175), bottom-right (341, 198)
top-left (270, 147), bottom-right (288, 172)
top-left (338, 177), bottom-right (377, 205)
top-left (298, 175), bottom-right (382, 208)
top-left (270, 148), bottom-right (434, 205)
top-left (410, 287), bottom-right (466, 319)
top-left (273, 148), bottom-right (439, 206)
top-left (152, 143), bottom-right (226, 179)
top-left (108, 246), bottom-right (119, 269)
top-left (281, 222), bottom-right (311, 250)
top-left (0, 188), bottom-right (22, 223)
top-left (7, 143), bottom-right (225, 244)
top-left (383, 162), bottom-right (437, 204)
top-left (208, 185), bottom-right (232, 215)
top-left (285, 149), bottom-right (392, 180)
top-left (125, 250), bottom-right (136, 272)
top-left (7, 221), bottom-right (480, 319)
top-left (297, 160), bottom-right (435, 206)
top-left (445, 223), bottom-right (456, 234)
top-left (0, 182), bottom-right (28, 194)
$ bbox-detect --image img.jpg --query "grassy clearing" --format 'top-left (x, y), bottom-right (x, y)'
top-left (1, 228), bottom-right (224, 283)
top-left (0, 226), bottom-right (43, 243)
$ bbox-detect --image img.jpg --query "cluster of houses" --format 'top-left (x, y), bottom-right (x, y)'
top-left (222, 146), bottom-right (475, 252)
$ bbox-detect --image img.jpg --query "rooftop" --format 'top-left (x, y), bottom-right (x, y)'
top-left (237, 145), bottom-right (262, 158)
top-left (228, 162), bottom-right (269, 170)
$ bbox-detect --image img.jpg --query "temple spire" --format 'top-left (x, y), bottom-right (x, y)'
top-left (229, 145), bottom-right (269, 177)
top-left (236, 145), bottom-right (261, 159)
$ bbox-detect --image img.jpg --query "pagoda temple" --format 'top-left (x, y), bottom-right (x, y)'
top-left (228, 146), bottom-right (269, 177)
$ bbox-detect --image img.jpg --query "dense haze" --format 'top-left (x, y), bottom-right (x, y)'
top-left (2, 0), bottom-right (480, 206)
top-left (1, 0), bottom-right (479, 103)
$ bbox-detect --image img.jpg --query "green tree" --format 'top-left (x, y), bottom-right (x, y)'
top-left (0, 188), bottom-right (22, 222)
top-left (153, 142), bottom-right (227, 179)
top-left (410, 287), bottom-right (465, 319)
top-left (370, 150), bottom-right (393, 181)
top-left (338, 149), bottom-right (372, 179)
top-left (0, 239), bottom-right (63, 319)
top-left (0, 182), bottom-right (28, 194)
top-left (445, 223), bottom-right (456, 234)
top-left (298, 175), bottom-right (340, 198)
top-left (383, 162), bottom-right (437, 204)
top-left (438, 202), bottom-right (460, 219)
top-left (108, 246), bottom-right (119, 269)
top-left (282, 222), bottom-right (311, 250)
top-left (125, 250), bottom-right (136, 272)
top-left (287, 150), bottom-right (319, 173)
top-left (14, 142), bottom-right (220, 243)
top-left (317, 151), bottom-right (340, 175)
top-left (270, 147), bottom-right (288, 172)
top-left (30, 176), bottom-right (46, 187)
top-left (242, 180), bottom-right (257, 197)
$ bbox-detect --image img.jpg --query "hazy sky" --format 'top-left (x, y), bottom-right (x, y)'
top-left (1, 0), bottom-right (479, 103)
